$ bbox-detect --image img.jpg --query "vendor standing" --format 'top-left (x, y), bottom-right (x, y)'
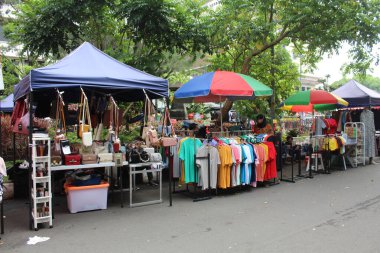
top-left (253, 114), bottom-right (274, 135)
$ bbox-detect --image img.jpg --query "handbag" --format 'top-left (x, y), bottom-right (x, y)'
top-left (78, 91), bottom-right (91, 139)
top-left (51, 156), bottom-right (62, 166)
top-left (148, 129), bottom-right (160, 146)
top-left (142, 95), bottom-right (158, 146)
top-left (160, 107), bottom-right (177, 147)
top-left (143, 147), bottom-right (155, 154)
top-left (113, 153), bottom-right (123, 166)
top-left (129, 149), bottom-right (149, 164)
top-left (13, 100), bottom-right (30, 135)
top-left (64, 154), bottom-right (81, 165)
top-left (98, 153), bottom-right (113, 163)
top-left (149, 153), bottom-right (162, 162)
top-left (81, 154), bottom-right (98, 165)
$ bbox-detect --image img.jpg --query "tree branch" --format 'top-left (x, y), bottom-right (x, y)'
top-left (241, 29), bottom-right (291, 74)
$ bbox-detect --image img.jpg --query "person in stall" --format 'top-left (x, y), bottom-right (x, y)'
top-left (253, 114), bottom-right (274, 135)
top-left (282, 136), bottom-right (301, 163)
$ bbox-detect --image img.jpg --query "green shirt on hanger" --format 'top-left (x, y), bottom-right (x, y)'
top-left (179, 138), bottom-right (203, 183)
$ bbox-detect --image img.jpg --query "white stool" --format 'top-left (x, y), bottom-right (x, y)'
top-left (306, 153), bottom-right (324, 171)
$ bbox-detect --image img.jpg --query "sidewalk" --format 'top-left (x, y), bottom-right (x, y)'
top-left (1, 164), bottom-right (380, 253)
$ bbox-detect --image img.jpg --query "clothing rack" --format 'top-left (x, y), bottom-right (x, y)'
top-left (172, 136), bottom-right (212, 202)
top-left (173, 132), bottom-right (280, 201)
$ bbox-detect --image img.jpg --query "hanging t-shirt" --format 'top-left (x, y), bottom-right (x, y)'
top-left (196, 145), bottom-right (221, 190)
top-left (241, 145), bottom-right (252, 185)
top-left (179, 138), bottom-right (202, 183)
top-left (247, 143), bottom-right (256, 184)
top-left (217, 145), bottom-right (233, 189)
top-left (254, 145), bottom-right (264, 182)
top-left (230, 144), bottom-right (241, 187)
top-left (171, 138), bottom-right (181, 178)
top-left (263, 142), bottom-right (277, 180)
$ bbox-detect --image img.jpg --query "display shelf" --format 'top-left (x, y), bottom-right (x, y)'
top-left (31, 137), bottom-right (53, 230)
top-left (31, 212), bottom-right (51, 221)
top-left (31, 193), bottom-right (51, 204)
top-left (32, 175), bottom-right (50, 183)
top-left (344, 122), bottom-right (366, 167)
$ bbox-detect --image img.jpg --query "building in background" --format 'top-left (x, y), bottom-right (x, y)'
top-left (299, 75), bottom-right (324, 91)
top-left (204, 0), bottom-right (221, 10)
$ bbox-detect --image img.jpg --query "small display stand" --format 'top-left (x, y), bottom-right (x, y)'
top-left (344, 122), bottom-right (366, 167)
top-left (31, 135), bottom-right (53, 230)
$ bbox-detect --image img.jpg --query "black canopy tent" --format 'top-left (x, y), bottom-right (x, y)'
top-left (11, 42), bottom-right (170, 229)
top-left (332, 79), bottom-right (380, 107)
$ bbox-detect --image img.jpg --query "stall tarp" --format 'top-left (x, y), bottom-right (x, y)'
top-left (332, 79), bottom-right (380, 107)
top-left (14, 42), bottom-right (168, 101)
top-left (0, 93), bottom-right (14, 113)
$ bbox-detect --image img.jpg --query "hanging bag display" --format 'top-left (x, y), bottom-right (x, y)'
top-left (142, 96), bottom-right (152, 143)
top-left (54, 90), bottom-right (67, 152)
top-left (12, 99), bottom-right (30, 135)
top-left (82, 97), bottom-right (93, 147)
top-left (161, 107), bottom-right (177, 147)
top-left (78, 91), bottom-right (90, 138)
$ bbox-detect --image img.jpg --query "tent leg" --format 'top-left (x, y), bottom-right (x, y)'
top-left (28, 93), bottom-right (33, 230)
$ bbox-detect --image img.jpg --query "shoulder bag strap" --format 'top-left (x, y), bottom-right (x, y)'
top-left (85, 97), bottom-right (92, 131)
top-left (166, 107), bottom-right (176, 137)
top-left (161, 107), bottom-right (167, 136)
top-left (60, 101), bottom-right (66, 133)
top-left (55, 94), bottom-right (60, 130)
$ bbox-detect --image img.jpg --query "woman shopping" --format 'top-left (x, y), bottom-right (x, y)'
top-left (253, 114), bottom-right (274, 135)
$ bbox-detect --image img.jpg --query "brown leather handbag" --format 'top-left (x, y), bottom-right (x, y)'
top-left (160, 107), bottom-right (177, 147)
top-left (81, 154), bottom-right (98, 165)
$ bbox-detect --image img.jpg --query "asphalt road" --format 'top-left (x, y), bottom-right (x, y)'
top-left (2, 163), bottom-right (380, 253)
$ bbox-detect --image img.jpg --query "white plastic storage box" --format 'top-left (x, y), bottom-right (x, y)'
top-left (64, 182), bottom-right (109, 213)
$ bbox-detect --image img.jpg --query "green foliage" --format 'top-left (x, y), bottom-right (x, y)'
top-left (211, 45), bottom-right (299, 118)
top-left (118, 126), bottom-right (141, 144)
top-left (4, 0), bottom-right (116, 58)
top-left (212, 0), bottom-right (380, 76)
top-left (287, 129), bottom-right (299, 138)
top-left (4, 0), bottom-right (211, 77)
top-left (66, 131), bottom-right (82, 144)
top-left (330, 75), bottom-right (380, 92)
top-left (0, 56), bottom-right (35, 98)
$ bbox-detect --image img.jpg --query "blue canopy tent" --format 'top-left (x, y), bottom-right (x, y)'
top-left (10, 43), bottom-right (170, 229)
top-left (0, 93), bottom-right (14, 113)
top-left (14, 42), bottom-right (168, 102)
top-left (331, 79), bottom-right (380, 107)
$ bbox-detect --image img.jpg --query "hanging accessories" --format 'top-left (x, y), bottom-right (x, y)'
top-left (12, 98), bottom-right (29, 135)
top-left (79, 89), bottom-right (93, 147)
top-left (54, 90), bottom-right (67, 152)
top-left (142, 91), bottom-right (158, 146)
top-left (78, 88), bottom-right (91, 139)
top-left (160, 106), bottom-right (177, 147)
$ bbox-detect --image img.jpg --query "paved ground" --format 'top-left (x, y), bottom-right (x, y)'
top-left (2, 163), bottom-right (380, 253)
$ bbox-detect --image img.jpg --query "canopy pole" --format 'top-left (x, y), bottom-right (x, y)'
top-left (220, 96), bottom-right (223, 134)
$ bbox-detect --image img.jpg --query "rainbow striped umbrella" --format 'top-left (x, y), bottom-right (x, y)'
top-left (174, 71), bottom-right (272, 102)
top-left (282, 90), bottom-right (348, 112)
